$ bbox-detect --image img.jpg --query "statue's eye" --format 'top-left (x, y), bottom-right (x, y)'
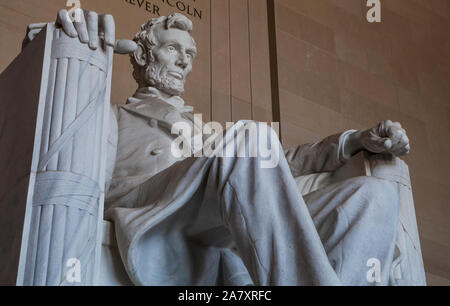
top-left (167, 46), bottom-right (176, 52)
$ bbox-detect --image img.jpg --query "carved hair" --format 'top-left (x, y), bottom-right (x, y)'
top-left (130, 13), bottom-right (195, 84)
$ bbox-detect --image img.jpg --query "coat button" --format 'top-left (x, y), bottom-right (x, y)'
top-left (149, 119), bottom-right (158, 128)
top-left (150, 148), bottom-right (163, 156)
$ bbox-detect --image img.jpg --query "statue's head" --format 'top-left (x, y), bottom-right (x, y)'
top-left (130, 13), bottom-right (197, 96)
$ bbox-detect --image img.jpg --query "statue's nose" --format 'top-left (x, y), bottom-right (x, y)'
top-left (176, 53), bottom-right (188, 69)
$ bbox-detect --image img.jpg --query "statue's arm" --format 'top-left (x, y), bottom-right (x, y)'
top-left (284, 130), bottom-right (356, 177)
top-left (284, 120), bottom-right (411, 177)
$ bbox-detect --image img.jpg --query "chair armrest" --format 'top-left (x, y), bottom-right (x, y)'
top-left (295, 151), bottom-right (412, 195)
top-left (329, 151), bottom-right (412, 188)
top-left (296, 151), bottom-right (426, 284)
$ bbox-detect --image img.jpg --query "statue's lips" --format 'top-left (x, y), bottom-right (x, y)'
top-left (168, 71), bottom-right (184, 80)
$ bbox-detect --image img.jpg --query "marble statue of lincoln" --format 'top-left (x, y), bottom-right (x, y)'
top-left (31, 9), bottom-right (424, 285)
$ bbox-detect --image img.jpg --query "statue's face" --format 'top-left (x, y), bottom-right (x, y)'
top-left (146, 25), bottom-right (197, 96)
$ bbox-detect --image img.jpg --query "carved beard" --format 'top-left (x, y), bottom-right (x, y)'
top-left (145, 61), bottom-right (185, 96)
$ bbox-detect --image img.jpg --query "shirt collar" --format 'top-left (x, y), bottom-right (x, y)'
top-left (127, 87), bottom-right (192, 112)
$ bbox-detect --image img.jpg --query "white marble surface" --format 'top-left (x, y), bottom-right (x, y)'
top-left (1, 23), bottom-right (113, 285)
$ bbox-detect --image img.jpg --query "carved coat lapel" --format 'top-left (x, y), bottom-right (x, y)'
top-left (120, 97), bottom-right (194, 135)
top-left (119, 95), bottom-right (206, 157)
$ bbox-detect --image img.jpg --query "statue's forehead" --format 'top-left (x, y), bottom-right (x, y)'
top-left (154, 26), bottom-right (196, 50)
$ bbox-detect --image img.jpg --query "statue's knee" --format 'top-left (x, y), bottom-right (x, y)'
top-left (233, 121), bottom-right (279, 139)
top-left (231, 121), bottom-right (281, 156)
top-left (351, 176), bottom-right (388, 191)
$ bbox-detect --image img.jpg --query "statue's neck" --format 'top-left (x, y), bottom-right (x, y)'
top-left (128, 86), bottom-right (186, 109)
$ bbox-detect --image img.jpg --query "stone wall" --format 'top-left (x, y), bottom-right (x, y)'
top-left (275, 0), bottom-right (450, 285)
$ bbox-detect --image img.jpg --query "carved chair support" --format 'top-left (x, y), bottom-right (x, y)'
top-left (0, 23), bottom-right (113, 285)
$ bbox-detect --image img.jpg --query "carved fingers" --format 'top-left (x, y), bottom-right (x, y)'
top-left (56, 9), bottom-right (78, 38)
top-left (86, 11), bottom-right (99, 49)
top-left (381, 120), bottom-right (410, 156)
top-left (363, 120), bottom-right (411, 156)
top-left (55, 9), bottom-right (137, 54)
top-left (73, 11), bottom-right (89, 43)
top-left (99, 13), bottom-right (115, 48)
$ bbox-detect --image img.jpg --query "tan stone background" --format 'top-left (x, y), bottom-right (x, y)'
top-left (275, 0), bottom-right (450, 285)
top-left (0, 0), bottom-right (449, 285)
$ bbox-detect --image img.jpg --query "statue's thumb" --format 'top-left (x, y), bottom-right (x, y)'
top-left (114, 39), bottom-right (138, 54)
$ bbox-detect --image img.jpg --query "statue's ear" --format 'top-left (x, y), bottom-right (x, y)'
top-left (133, 42), bottom-right (147, 67)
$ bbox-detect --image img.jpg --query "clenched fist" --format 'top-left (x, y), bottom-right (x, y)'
top-left (345, 120), bottom-right (411, 158)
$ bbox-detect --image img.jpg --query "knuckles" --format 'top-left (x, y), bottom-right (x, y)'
top-left (369, 120), bottom-right (412, 156)
top-left (382, 120), bottom-right (409, 142)
top-left (56, 8), bottom-right (115, 45)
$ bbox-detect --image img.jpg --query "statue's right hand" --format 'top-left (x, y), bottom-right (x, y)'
top-left (55, 9), bottom-right (137, 54)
